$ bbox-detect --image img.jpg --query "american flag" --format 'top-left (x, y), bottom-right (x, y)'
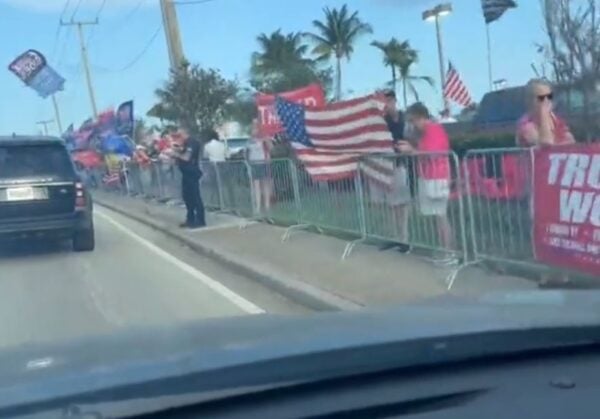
top-left (481, 0), bottom-right (517, 24)
top-left (275, 95), bottom-right (394, 182)
top-left (444, 62), bottom-right (473, 108)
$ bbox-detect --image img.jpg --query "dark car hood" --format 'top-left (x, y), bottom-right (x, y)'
top-left (3, 290), bottom-right (600, 413)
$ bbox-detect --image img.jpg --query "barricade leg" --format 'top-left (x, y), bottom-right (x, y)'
top-left (342, 166), bottom-right (368, 260)
top-left (282, 160), bottom-right (311, 242)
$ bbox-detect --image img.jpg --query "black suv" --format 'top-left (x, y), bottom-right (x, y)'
top-left (0, 136), bottom-right (94, 251)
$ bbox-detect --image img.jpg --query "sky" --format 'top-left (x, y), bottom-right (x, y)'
top-left (0, 0), bottom-right (545, 135)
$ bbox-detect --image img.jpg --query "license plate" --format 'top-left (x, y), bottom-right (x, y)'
top-left (6, 187), bottom-right (35, 201)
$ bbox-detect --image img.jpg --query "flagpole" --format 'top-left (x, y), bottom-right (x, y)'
top-left (486, 23), bottom-right (493, 92)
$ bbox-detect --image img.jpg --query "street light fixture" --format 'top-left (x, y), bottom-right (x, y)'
top-left (422, 3), bottom-right (453, 112)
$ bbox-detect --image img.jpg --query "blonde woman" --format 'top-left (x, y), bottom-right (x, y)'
top-left (517, 79), bottom-right (573, 285)
top-left (516, 79), bottom-right (575, 146)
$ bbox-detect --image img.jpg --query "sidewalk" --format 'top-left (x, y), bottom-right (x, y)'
top-left (93, 191), bottom-right (537, 311)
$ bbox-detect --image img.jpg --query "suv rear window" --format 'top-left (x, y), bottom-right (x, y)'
top-left (0, 144), bottom-right (75, 179)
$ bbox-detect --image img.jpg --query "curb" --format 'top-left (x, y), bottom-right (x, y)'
top-left (94, 196), bottom-right (363, 312)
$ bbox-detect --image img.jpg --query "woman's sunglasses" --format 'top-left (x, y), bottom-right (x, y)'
top-left (537, 93), bottom-right (554, 102)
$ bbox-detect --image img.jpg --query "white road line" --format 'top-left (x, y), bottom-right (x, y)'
top-left (95, 210), bottom-right (266, 315)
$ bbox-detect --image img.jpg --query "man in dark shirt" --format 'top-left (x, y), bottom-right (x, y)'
top-left (172, 128), bottom-right (206, 228)
top-left (383, 91), bottom-right (405, 142)
top-left (371, 90), bottom-right (411, 252)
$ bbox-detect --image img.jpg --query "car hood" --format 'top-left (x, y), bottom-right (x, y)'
top-left (3, 290), bottom-right (600, 411)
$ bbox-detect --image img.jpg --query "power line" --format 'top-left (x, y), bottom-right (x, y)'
top-left (85, 0), bottom-right (108, 43)
top-left (70, 0), bottom-right (85, 20)
top-left (50, 0), bottom-right (72, 62)
top-left (92, 25), bottom-right (162, 73)
top-left (116, 26), bottom-right (162, 71)
top-left (95, 0), bottom-right (109, 19)
top-left (120, 0), bottom-right (147, 21)
top-left (87, 0), bottom-right (147, 44)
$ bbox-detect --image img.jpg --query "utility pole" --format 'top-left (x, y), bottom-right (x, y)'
top-left (60, 19), bottom-right (99, 118)
top-left (160, 0), bottom-right (185, 70)
top-left (51, 95), bottom-right (64, 134)
top-left (36, 119), bottom-right (55, 136)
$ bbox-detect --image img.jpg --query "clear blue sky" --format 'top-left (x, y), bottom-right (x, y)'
top-left (0, 0), bottom-right (544, 135)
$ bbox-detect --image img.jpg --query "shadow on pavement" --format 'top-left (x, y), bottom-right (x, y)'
top-left (0, 239), bottom-right (71, 259)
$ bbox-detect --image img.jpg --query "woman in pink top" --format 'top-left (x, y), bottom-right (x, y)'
top-left (516, 79), bottom-right (575, 146)
top-left (397, 103), bottom-right (455, 262)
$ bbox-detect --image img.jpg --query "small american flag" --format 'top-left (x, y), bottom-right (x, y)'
top-left (444, 62), bottom-right (473, 108)
top-left (275, 95), bottom-right (394, 182)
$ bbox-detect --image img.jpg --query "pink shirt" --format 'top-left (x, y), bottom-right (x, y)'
top-left (516, 113), bottom-right (570, 146)
top-left (418, 122), bottom-right (451, 180)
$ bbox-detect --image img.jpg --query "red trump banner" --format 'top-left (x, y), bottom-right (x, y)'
top-left (256, 84), bottom-right (325, 137)
top-left (533, 144), bottom-right (600, 276)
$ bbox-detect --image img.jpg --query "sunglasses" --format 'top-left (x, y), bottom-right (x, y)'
top-left (537, 93), bottom-right (554, 102)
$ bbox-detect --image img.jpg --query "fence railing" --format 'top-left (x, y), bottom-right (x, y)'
top-left (462, 148), bottom-right (535, 267)
top-left (93, 146), bottom-right (591, 288)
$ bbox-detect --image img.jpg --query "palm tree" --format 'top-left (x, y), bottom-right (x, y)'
top-left (250, 30), bottom-right (333, 94)
top-left (304, 4), bottom-right (373, 100)
top-left (252, 30), bottom-right (311, 74)
top-left (372, 38), bottom-right (433, 107)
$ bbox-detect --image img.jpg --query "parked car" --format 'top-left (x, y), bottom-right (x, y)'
top-left (0, 135), bottom-right (95, 251)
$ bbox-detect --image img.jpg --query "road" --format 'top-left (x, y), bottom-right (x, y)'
top-left (0, 207), bottom-right (310, 350)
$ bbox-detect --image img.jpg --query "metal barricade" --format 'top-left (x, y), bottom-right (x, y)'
top-left (215, 160), bottom-right (254, 217)
top-left (248, 159), bottom-right (301, 225)
top-left (359, 152), bottom-right (468, 262)
top-left (125, 162), bottom-right (144, 196)
top-left (160, 162), bottom-right (182, 203)
top-left (463, 147), bottom-right (535, 266)
top-left (200, 161), bottom-right (223, 210)
top-left (285, 159), bottom-right (364, 240)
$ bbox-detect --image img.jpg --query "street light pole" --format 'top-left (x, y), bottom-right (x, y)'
top-left (434, 15), bottom-right (448, 112)
top-left (423, 3), bottom-right (452, 113)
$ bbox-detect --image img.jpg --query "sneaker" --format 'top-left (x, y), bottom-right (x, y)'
top-left (396, 244), bottom-right (411, 254)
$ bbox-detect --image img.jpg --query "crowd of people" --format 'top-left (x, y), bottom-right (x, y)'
top-left (113, 78), bottom-right (573, 257)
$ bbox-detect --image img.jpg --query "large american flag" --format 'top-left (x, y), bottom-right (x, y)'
top-left (275, 95), bottom-right (394, 182)
top-left (444, 62), bottom-right (473, 108)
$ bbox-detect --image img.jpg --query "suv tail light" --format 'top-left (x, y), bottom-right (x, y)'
top-left (75, 182), bottom-right (86, 210)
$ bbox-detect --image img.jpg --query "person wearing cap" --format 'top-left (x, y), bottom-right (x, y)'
top-left (369, 90), bottom-right (412, 252)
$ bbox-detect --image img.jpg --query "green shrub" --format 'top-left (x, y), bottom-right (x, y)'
top-left (450, 132), bottom-right (516, 157)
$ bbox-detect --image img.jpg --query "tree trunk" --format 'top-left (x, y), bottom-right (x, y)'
top-left (402, 78), bottom-right (408, 108)
top-left (391, 66), bottom-right (397, 97)
top-left (335, 57), bottom-right (342, 101)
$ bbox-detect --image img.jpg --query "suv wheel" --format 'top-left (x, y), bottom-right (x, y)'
top-left (73, 226), bottom-right (95, 252)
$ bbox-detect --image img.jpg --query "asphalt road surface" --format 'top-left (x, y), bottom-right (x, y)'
top-left (0, 207), bottom-right (310, 350)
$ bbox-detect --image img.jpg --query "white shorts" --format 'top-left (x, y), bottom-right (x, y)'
top-left (418, 178), bottom-right (450, 216)
top-left (369, 166), bottom-right (412, 206)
